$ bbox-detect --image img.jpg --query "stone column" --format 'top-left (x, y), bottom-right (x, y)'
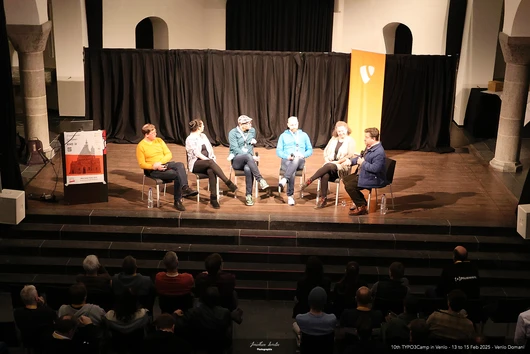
top-left (490, 33), bottom-right (530, 172)
top-left (7, 21), bottom-right (52, 156)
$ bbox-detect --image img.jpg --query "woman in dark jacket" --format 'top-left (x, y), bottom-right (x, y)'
top-left (292, 256), bottom-right (332, 318)
top-left (332, 261), bottom-right (368, 318)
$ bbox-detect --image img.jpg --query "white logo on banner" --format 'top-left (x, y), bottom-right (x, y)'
top-left (360, 65), bottom-right (375, 83)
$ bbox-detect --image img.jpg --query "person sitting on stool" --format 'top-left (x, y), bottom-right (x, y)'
top-left (136, 123), bottom-right (198, 211)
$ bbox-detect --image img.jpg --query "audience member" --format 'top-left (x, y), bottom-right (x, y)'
top-left (384, 296), bottom-right (420, 344)
top-left (13, 285), bottom-right (57, 351)
top-left (293, 287), bottom-right (337, 347)
top-left (343, 315), bottom-right (386, 354)
top-left (332, 261), bottom-right (368, 318)
top-left (43, 315), bottom-right (97, 354)
top-left (174, 287), bottom-right (232, 353)
top-left (142, 314), bottom-right (192, 354)
top-left (435, 246), bottom-right (480, 299)
top-left (195, 253), bottom-right (237, 311)
top-left (514, 308), bottom-right (530, 346)
top-left (409, 319), bottom-right (430, 344)
top-left (136, 123), bottom-right (198, 211)
top-left (426, 289), bottom-right (476, 343)
top-left (76, 255), bottom-right (111, 293)
top-left (155, 251), bottom-right (194, 296)
top-left (112, 255), bottom-right (153, 298)
top-left (372, 262), bottom-right (409, 314)
top-left (293, 256), bottom-right (332, 318)
top-left (58, 283), bottom-right (106, 328)
top-left (276, 116), bottom-right (313, 206)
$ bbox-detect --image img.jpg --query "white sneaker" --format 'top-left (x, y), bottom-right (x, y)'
top-left (288, 196), bottom-right (295, 206)
top-left (279, 178), bottom-right (287, 192)
top-left (259, 179), bottom-right (269, 190)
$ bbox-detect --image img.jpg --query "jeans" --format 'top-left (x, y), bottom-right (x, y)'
top-left (147, 161), bottom-right (188, 201)
top-left (232, 154), bottom-right (263, 195)
top-left (281, 157), bottom-right (305, 197)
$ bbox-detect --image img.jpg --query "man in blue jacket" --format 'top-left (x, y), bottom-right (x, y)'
top-left (276, 116), bottom-right (313, 206)
top-left (228, 115), bottom-right (269, 206)
top-left (344, 127), bottom-right (386, 215)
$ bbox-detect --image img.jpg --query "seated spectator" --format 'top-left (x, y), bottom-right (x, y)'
top-left (293, 286), bottom-right (337, 348)
top-left (112, 255), bottom-right (153, 298)
top-left (105, 290), bottom-right (150, 334)
top-left (76, 255), bottom-right (112, 293)
top-left (514, 308), bottom-right (530, 346)
top-left (155, 251), bottom-right (194, 297)
top-left (43, 315), bottom-right (97, 354)
top-left (13, 285), bottom-right (57, 350)
top-left (142, 314), bottom-right (192, 354)
top-left (293, 256), bottom-right (332, 318)
top-left (384, 296), bottom-right (420, 344)
top-left (435, 246), bottom-right (480, 299)
top-left (58, 283), bottom-right (106, 328)
top-left (426, 289), bottom-right (476, 343)
top-left (343, 315), bottom-right (385, 354)
top-left (174, 287), bottom-right (232, 352)
top-left (332, 261), bottom-right (368, 318)
top-left (339, 286), bottom-right (384, 347)
top-left (371, 262), bottom-right (409, 306)
top-left (409, 319), bottom-right (430, 344)
top-left (195, 253), bottom-right (237, 311)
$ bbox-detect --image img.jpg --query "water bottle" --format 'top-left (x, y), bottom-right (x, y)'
top-left (147, 188), bottom-right (154, 208)
top-left (380, 194), bottom-right (387, 215)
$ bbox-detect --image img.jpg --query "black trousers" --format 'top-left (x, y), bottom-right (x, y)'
top-left (309, 163), bottom-right (339, 198)
top-left (192, 160), bottom-right (229, 196)
top-left (342, 173), bottom-right (368, 207)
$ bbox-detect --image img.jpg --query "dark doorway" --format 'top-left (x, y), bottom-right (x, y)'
top-left (135, 18), bottom-right (153, 49)
top-left (394, 24), bottom-right (413, 54)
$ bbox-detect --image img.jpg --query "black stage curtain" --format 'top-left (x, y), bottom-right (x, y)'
top-left (381, 55), bottom-right (457, 152)
top-left (85, 0), bottom-right (102, 49)
top-left (445, 0), bottom-right (467, 56)
top-left (0, 0), bottom-right (23, 190)
top-left (226, 0), bottom-right (334, 52)
top-left (85, 49), bottom-right (350, 148)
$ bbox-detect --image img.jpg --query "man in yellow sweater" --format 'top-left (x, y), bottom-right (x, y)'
top-left (136, 124), bottom-right (197, 211)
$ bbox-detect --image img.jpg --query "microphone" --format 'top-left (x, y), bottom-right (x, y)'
top-left (360, 150), bottom-right (365, 157)
top-left (254, 152), bottom-right (259, 166)
top-left (290, 153), bottom-right (295, 159)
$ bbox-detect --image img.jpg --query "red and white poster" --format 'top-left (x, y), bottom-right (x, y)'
top-left (64, 130), bottom-right (106, 186)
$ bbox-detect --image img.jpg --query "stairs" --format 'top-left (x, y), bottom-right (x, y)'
top-left (1, 209), bottom-right (530, 302)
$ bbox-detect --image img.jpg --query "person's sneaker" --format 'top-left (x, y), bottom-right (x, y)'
top-left (301, 178), bottom-right (312, 191)
top-left (259, 179), bottom-right (269, 190)
top-left (279, 178), bottom-right (287, 192)
top-left (182, 186), bottom-right (198, 198)
top-left (174, 200), bottom-right (186, 211)
top-left (245, 195), bottom-right (254, 206)
top-left (288, 196), bottom-right (295, 206)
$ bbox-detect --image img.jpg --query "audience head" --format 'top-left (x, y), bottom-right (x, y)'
top-left (141, 123), bottom-right (156, 136)
top-left (82, 255), bottom-right (101, 275)
top-left (122, 255), bottom-right (137, 275)
top-left (389, 262), bottom-right (405, 280)
top-left (304, 256), bottom-right (324, 281)
top-left (189, 119), bottom-right (204, 133)
top-left (404, 296), bottom-right (419, 316)
top-left (115, 289), bottom-right (140, 323)
top-left (287, 116), bottom-right (299, 132)
top-left (69, 283), bottom-right (87, 305)
top-left (363, 127), bottom-right (380, 147)
top-left (409, 319), bottom-right (429, 344)
top-left (154, 313), bottom-right (175, 333)
top-left (54, 315), bottom-right (77, 339)
top-left (20, 285), bottom-right (38, 306)
top-left (163, 251), bottom-right (179, 272)
top-left (205, 253), bottom-right (223, 276)
top-left (308, 286), bottom-right (327, 312)
top-left (453, 246), bottom-right (468, 262)
top-left (355, 286), bottom-right (372, 307)
top-left (332, 121), bottom-right (351, 138)
top-left (201, 287), bottom-right (220, 308)
top-left (447, 289), bottom-right (467, 312)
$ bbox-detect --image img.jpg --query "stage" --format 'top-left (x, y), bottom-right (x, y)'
top-left (23, 143), bottom-right (518, 230)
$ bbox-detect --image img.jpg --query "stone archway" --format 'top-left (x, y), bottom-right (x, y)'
top-left (383, 22), bottom-right (413, 54)
top-left (135, 16), bottom-right (169, 50)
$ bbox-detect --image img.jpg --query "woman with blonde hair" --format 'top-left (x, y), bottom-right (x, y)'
top-left (185, 119), bottom-right (237, 209)
top-left (301, 121), bottom-right (356, 208)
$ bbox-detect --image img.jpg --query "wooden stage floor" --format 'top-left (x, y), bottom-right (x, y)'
top-left (24, 144), bottom-right (518, 229)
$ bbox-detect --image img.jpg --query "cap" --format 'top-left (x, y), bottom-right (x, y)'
top-left (238, 115), bottom-right (253, 124)
top-left (308, 286), bottom-right (327, 309)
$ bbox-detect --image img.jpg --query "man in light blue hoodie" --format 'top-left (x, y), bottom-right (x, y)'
top-left (276, 116), bottom-right (313, 205)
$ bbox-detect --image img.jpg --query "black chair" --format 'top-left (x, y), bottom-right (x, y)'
top-left (367, 158), bottom-right (396, 210)
top-left (142, 170), bottom-right (171, 208)
top-left (158, 293), bottom-right (193, 314)
top-left (300, 332), bottom-right (334, 354)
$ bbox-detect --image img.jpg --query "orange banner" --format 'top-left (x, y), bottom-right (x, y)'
top-left (347, 50), bottom-right (386, 152)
